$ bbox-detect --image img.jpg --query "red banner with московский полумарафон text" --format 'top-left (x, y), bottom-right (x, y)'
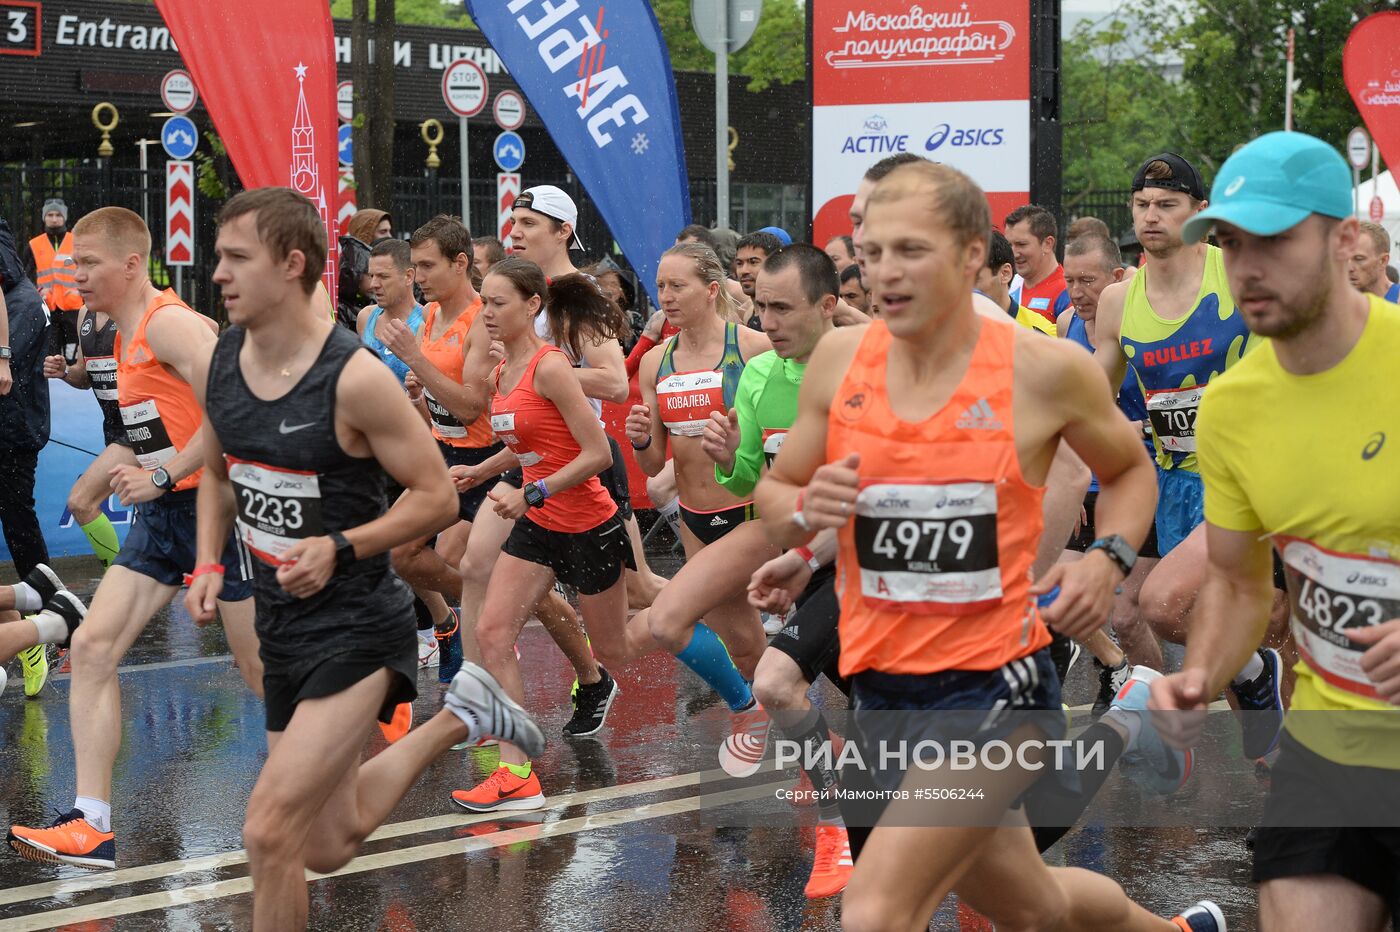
top-left (810, 0), bottom-right (1031, 245)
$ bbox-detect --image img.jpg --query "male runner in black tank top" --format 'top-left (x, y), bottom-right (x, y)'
top-left (43, 307), bottom-right (138, 567)
top-left (189, 188), bottom-right (544, 930)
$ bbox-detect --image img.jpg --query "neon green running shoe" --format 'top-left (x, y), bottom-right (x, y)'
top-left (19, 644), bottom-right (49, 699)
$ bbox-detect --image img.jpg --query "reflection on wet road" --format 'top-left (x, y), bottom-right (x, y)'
top-left (0, 557), bottom-right (1263, 931)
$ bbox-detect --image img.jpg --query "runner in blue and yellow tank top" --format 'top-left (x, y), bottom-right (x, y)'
top-left (1093, 152), bottom-right (1288, 759)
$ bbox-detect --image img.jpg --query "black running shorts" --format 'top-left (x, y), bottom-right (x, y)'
top-left (766, 566), bottom-right (849, 695)
top-left (439, 441), bottom-right (506, 522)
top-left (503, 512), bottom-right (636, 595)
top-left (1252, 732), bottom-right (1400, 918)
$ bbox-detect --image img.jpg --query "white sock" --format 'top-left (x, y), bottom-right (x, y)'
top-left (11, 582), bottom-right (41, 613)
top-left (30, 610), bottom-right (68, 645)
top-left (1232, 651), bottom-right (1265, 686)
top-left (74, 796), bottom-right (112, 833)
top-left (1101, 707), bottom-right (1143, 753)
top-left (443, 697), bottom-right (482, 744)
top-left (658, 496), bottom-right (682, 533)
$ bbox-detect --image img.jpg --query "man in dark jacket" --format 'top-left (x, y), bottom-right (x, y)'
top-left (0, 216), bottom-right (52, 579)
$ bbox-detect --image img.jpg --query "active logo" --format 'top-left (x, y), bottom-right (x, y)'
top-left (955, 398), bottom-right (1002, 431)
top-left (1363, 431), bottom-right (1386, 460)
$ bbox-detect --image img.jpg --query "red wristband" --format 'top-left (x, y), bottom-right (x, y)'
top-left (192, 564), bottom-right (225, 579)
top-left (795, 545), bottom-right (815, 562)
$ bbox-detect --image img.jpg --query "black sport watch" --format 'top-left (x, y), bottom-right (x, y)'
top-left (1086, 534), bottom-right (1136, 577)
top-left (523, 480), bottom-right (549, 508)
top-left (330, 531), bottom-right (357, 572)
top-left (150, 467), bottom-right (175, 491)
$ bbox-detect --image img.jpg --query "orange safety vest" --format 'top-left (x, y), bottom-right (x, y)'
top-left (30, 231), bottom-right (83, 312)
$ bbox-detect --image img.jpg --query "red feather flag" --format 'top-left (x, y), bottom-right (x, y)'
top-left (154, 1), bottom-right (341, 305)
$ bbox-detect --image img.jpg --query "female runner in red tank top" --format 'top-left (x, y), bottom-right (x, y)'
top-left (448, 258), bottom-right (663, 812)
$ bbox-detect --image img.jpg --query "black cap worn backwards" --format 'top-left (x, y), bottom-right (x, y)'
top-left (1131, 152), bottom-right (1206, 201)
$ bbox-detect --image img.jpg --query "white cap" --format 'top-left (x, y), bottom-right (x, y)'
top-left (514, 185), bottom-right (584, 250)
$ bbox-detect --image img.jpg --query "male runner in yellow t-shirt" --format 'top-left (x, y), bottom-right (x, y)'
top-left (1150, 131), bottom-right (1400, 930)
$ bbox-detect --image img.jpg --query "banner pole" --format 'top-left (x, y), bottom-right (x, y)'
top-left (715, 1), bottom-right (729, 228)
top-left (460, 115), bottom-right (471, 233)
top-left (1355, 167), bottom-right (1361, 217)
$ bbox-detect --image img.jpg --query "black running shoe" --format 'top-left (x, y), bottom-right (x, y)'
top-left (1091, 658), bottom-right (1131, 719)
top-left (1229, 647), bottom-right (1284, 759)
top-left (563, 666), bottom-right (620, 737)
top-left (23, 564), bottom-right (64, 608)
top-left (41, 591), bottom-right (87, 648)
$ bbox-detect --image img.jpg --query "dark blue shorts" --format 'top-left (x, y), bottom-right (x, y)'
top-left (114, 489), bottom-right (254, 601)
top-left (439, 441), bottom-right (505, 523)
top-left (850, 649), bottom-right (1072, 797)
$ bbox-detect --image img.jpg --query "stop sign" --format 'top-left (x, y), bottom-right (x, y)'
top-left (1371, 196), bottom-right (1385, 223)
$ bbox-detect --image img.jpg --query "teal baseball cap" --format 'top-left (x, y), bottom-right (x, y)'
top-left (1182, 131), bottom-right (1354, 244)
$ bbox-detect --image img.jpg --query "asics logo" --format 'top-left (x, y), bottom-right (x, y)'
top-left (1224, 176), bottom-right (1245, 197)
top-left (279, 420), bottom-right (316, 434)
top-left (1363, 432), bottom-right (1386, 460)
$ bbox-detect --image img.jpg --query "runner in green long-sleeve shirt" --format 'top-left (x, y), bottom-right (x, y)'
top-left (711, 351), bottom-right (806, 499)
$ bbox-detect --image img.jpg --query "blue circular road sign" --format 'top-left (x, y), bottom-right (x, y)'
top-left (493, 131), bottom-right (525, 172)
top-left (338, 124), bottom-right (354, 167)
top-left (160, 115), bottom-right (198, 160)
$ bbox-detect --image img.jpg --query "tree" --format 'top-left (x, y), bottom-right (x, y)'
top-left (331, 0), bottom-right (470, 28)
top-left (1122, 0), bottom-right (1385, 177)
top-left (349, 0), bottom-right (397, 211)
top-left (1061, 20), bottom-right (1188, 203)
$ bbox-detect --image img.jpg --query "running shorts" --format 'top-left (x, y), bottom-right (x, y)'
top-left (1154, 467), bottom-right (1204, 556)
top-left (767, 565), bottom-right (849, 695)
top-left (680, 500), bottom-right (756, 546)
top-left (262, 645), bottom-right (417, 733)
top-left (1252, 732), bottom-right (1400, 919)
top-left (503, 512), bottom-right (636, 595)
top-left (102, 415), bottom-right (130, 449)
top-left (1065, 490), bottom-right (1161, 559)
top-left (114, 489), bottom-right (254, 601)
top-left (439, 441), bottom-right (506, 522)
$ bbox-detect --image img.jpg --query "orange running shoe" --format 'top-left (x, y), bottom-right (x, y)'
top-left (450, 766), bottom-right (546, 812)
top-left (8, 809), bottom-right (116, 869)
top-left (377, 701), bottom-right (413, 744)
top-left (803, 824), bottom-right (853, 899)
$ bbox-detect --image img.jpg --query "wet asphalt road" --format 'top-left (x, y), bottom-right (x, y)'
top-left (0, 544), bottom-right (1265, 931)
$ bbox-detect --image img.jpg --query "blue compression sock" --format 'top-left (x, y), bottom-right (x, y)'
top-left (675, 623), bottom-right (753, 712)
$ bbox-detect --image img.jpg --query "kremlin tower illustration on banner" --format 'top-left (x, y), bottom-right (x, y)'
top-left (290, 62), bottom-right (338, 301)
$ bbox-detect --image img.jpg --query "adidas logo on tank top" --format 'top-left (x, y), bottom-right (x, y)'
top-left (955, 398), bottom-right (1002, 431)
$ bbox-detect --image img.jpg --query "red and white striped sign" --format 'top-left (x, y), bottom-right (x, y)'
top-left (337, 167), bottom-right (358, 234)
top-left (166, 160), bottom-right (195, 267)
top-left (497, 172), bottom-right (520, 248)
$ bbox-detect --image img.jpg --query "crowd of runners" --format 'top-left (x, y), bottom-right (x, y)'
top-left (0, 126), bottom-right (1396, 932)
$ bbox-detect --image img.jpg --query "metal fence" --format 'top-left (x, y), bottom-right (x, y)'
top-left (1064, 188), bottom-right (1135, 246)
top-left (2, 159), bottom-right (813, 317)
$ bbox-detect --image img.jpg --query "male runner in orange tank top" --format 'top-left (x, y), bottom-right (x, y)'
top-left (6, 207), bottom-right (262, 871)
top-left (756, 162), bottom-right (1222, 931)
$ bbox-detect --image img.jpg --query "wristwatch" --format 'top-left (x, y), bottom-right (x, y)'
top-left (330, 531), bottom-right (357, 572)
top-left (523, 480), bottom-right (549, 508)
top-left (1086, 534), bottom-right (1137, 577)
top-left (150, 467), bottom-right (175, 491)
top-left (0, 345), bottom-right (11, 361)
